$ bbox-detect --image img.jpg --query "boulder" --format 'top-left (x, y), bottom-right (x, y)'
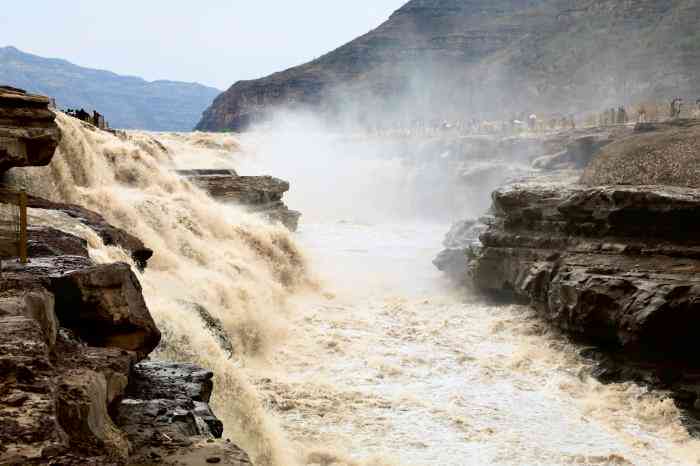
top-left (49, 261), bottom-right (161, 359)
top-left (0, 87), bottom-right (61, 173)
top-left (116, 361), bottom-right (223, 444)
top-left (56, 369), bottom-right (130, 459)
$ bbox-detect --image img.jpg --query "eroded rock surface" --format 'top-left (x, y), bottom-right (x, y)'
top-left (440, 178), bottom-right (700, 430)
top-left (0, 86), bottom-right (61, 172)
top-left (471, 182), bottom-right (700, 352)
top-left (178, 170), bottom-right (301, 231)
top-left (0, 220), bottom-right (244, 465)
top-left (26, 195), bottom-right (154, 269)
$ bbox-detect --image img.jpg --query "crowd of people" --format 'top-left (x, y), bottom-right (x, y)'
top-left (360, 96), bottom-right (700, 138)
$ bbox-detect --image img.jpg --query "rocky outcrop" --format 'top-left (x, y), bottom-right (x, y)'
top-left (435, 119), bottom-right (700, 430)
top-left (0, 213), bottom-right (247, 465)
top-left (197, 0), bottom-right (700, 131)
top-left (0, 88), bottom-right (249, 464)
top-left (25, 195), bottom-right (154, 270)
top-left (469, 182), bottom-right (700, 353)
top-left (178, 170), bottom-right (301, 231)
top-left (0, 86), bottom-right (61, 172)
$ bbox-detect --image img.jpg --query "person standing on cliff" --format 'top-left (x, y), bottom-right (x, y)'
top-left (638, 105), bottom-right (648, 123)
top-left (693, 99), bottom-right (700, 119)
top-left (670, 97), bottom-right (683, 119)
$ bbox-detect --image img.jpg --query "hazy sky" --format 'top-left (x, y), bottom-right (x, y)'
top-left (1, 1), bottom-right (407, 90)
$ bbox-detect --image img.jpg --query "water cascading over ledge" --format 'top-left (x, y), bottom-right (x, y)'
top-left (2, 106), bottom-right (313, 465)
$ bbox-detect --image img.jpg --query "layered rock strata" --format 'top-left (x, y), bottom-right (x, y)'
top-left (0, 225), bottom-right (250, 465)
top-left (440, 178), bottom-right (700, 429)
top-left (0, 86), bottom-right (61, 172)
top-left (178, 169), bottom-right (301, 231)
top-left (0, 93), bottom-right (251, 464)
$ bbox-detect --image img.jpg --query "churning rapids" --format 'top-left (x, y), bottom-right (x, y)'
top-left (8, 114), bottom-right (700, 465)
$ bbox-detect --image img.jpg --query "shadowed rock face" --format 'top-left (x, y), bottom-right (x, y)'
top-left (471, 182), bottom-right (700, 353)
top-left (0, 86), bottom-right (61, 172)
top-left (436, 122), bottom-right (700, 431)
top-left (178, 170), bottom-right (301, 231)
top-left (0, 220), bottom-right (247, 465)
top-left (197, 0), bottom-right (700, 131)
top-left (25, 195), bottom-right (154, 270)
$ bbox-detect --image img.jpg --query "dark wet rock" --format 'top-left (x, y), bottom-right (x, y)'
top-left (181, 301), bottom-right (235, 359)
top-left (49, 261), bottom-right (160, 360)
top-left (0, 87), bottom-right (61, 173)
top-left (440, 174), bottom-right (700, 434)
top-left (433, 218), bottom-right (488, 284)
top-left (26, 226), bottom-right (89, 259)
top-left (467, 181), bottom-right (700, 354)
top-left (115, 361), bottom-right (252, 466)
top-left (178, 170), bottom-right (301, 231)
top-left (176, 168), bottom-right (238, 177)
top-left (116, 361), bottom-right (224, 447)
top-left (25, 195), bottom-right (153, 269)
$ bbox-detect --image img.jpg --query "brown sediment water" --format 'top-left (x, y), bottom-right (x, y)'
top-left (9, 114), bottom-right (700, 465)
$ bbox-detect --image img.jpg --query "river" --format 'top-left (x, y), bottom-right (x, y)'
top-left (13, 117), bottom-right (700, 465)
top-left (247, 220), bottom-right (699, 466)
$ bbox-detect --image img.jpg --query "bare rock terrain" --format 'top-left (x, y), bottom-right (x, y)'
top-left (0, 94), bottom-right (252, 465)
top-left (437, 122), bottom-right (700, 432)
top-left (178, 169), bottom-right (301, 231)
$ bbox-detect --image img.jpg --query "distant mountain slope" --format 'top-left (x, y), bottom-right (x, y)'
top-left (197, 0), bottom-right (700, 131)
top-left (0, 46), bottom-right (220, 131)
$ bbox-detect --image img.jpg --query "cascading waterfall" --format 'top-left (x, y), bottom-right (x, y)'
top-left (9, 112), bottom-right (700, 466)
top-left (9, 113), bottom-right (315, 466)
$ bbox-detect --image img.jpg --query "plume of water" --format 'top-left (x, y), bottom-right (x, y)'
top-left (10, 113), bottom-right (311, 465)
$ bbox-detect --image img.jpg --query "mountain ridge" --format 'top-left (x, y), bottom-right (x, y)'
top-left (196, 0), bottom-right (700, 132)
top-left (0, 46), bottom-right (220, 131)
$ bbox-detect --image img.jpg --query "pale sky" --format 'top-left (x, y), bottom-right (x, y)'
top-left (1, 1), bottom-right (407, 90)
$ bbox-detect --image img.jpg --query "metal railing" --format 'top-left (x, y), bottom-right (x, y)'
top-left (0, 188), bottom-right (28, 265)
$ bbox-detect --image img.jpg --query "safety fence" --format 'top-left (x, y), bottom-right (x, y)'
top-left (0, 188), bottom-right (28, 265)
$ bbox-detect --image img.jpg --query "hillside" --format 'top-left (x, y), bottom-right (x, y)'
top-left (0, 46), bottom-right (220, 131)
top-left (197, 0), bottom-right (700, 132)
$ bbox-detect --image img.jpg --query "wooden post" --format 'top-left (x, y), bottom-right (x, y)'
top-left (18, 190), bottom-right (27, 264)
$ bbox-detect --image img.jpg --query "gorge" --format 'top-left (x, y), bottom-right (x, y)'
top-left (5, 0), bottom-right (700, 464)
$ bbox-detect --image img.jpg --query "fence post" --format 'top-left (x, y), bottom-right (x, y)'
top-left (18, 190), bottom-right (27, 264)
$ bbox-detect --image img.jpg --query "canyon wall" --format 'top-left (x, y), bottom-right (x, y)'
top-left (197, 0), bottom-right (700, 131)
top-left (437, 120), bottom-right (700, 431)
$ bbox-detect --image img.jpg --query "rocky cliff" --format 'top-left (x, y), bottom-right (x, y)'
top-left (437, 122), bottom-right (700, 432)
top-left (0, 94), bottom-right (252, 464)
top-left (0, 46), bottom-right (220, 131)
top-left (0, 86), bottom-right (61, 172)
top-left (177, 170), bottom-right (301, 231)
top-left (197, 0), bottom-right (700, 131)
